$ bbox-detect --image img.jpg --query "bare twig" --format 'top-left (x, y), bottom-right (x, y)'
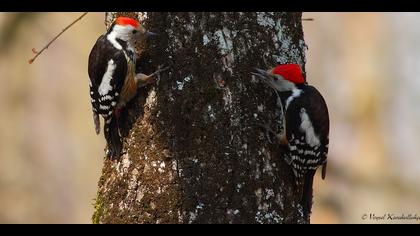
top-left (302, 18), bottom-right (314, 21)
top-left (29, 12), bottom-right (88, 64)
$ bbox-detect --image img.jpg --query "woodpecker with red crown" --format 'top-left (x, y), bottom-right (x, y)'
top-left (252, 64), bottom-right (329, 219)
top-left (88, 16), bottom-right (167, 159)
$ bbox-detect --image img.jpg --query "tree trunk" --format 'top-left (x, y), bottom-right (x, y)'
top-left (93, 12), bottom-right (308, 224)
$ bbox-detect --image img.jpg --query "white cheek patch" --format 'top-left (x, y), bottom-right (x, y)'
top-left (99, 59), bottom-right (116, 96)
top-left (107, 24), bottom-right (136, 50)
top-left (271, 75), bottom-right (296, 92)
top-left (107, 32), bottom-right (122, 50)
top-left (299, 108), bottom-right (320, 147)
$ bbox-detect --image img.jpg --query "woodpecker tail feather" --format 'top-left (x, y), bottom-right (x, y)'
top-left (93, 112), bottom-right (100, 135)
top-left (301, 170), bottom-right (316, 221)
top-left (104, 116), bottom-right (122, 159)
top-left (321, 162), bottom-right (327, 180)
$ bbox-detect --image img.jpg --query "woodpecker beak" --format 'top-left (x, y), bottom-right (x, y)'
top-left (145, 31), bottom-right (158, 37)
top-left (252, 68), bottom-right (277, 89)
top-left (252, 68), bottom-right (269, 77)
top-left (136, 25), bottom-right (157, 38)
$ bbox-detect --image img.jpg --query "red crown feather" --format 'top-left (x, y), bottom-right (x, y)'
top-left (272, 64), bottom-right (304, 84)
top-left (115, 17), bottom-right (140, 28)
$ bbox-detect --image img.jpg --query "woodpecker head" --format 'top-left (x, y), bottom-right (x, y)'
top-left (107, 17), bottom-right (154, 43)
top-left (253, 64), bottom-right (305, 92)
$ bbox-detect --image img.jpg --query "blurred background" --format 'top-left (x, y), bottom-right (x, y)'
top-left (0, 12), bottom-right (419, 223)
top-left (0, 12), bottom-right (104, 223)
top-left (305, 12), bottom-right (420, 224)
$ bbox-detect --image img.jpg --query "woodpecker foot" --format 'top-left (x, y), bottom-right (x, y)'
top-left (258, 123), bottom-right (287, 146)
top-left (258, 123), bottom-right (276, 144)
top-left (148, 65), bottom-right (170, 78)
top-left (259, 124), bottom-right (275, 144)
top-left (135, 65), bottom-right (169, 88)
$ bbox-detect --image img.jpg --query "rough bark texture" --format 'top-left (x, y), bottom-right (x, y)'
top-left (93, 12), bottom-right (308, 224)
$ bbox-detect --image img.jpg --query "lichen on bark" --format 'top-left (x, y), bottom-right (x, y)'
top-left (93, 12), bottom-right (308, 224)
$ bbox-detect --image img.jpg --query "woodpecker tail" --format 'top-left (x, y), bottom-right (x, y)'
top-left (104, 116), bottom-right (122, 159)
top-left (321, 162), bottom-right (327, 180)
top-left (301, 170), bottom-right (316, 221)
top-left (93, 112), bottom-right (100, 135)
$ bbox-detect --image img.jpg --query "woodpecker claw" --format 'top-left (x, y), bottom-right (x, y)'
top-left (135, 66), bottom-right (170, 87)
top-left (257, 123), bottom-right (276, 144)
top-left (144, 65), bottom-right (170, 78)
top-left (151, 65), bottom-right (169, 76)
top-left (156, 65), bottom-right (170, 84)
top-left (257, 120), bottom-right (287, 146)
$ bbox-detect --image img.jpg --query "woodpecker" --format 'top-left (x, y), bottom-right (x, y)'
top-left (88, 16), bottom-right (167, 159)
top-left (252, 64), bottom-right (329, 218)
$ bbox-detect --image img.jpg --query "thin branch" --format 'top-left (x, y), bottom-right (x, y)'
top-left (29, 12), bottom-right (89, 64)
top-left (302, 18), bottom-right (314, 21)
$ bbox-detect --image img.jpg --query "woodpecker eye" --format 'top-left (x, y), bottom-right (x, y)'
top-left (132, 30), bottom-right (138, 34)
top-left (274, 76), bottom-right (279, 81)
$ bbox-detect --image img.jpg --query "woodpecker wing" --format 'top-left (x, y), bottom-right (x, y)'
top-left (303, 86), bottom-right (330, 145)
top-left (88, 35), bottom-right (127, 119)
top-left (285, 85), bottom-right (330, 175)
top-left (303, 85), bottom-right (330, 169)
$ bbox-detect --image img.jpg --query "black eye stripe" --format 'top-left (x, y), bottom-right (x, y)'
top-left (132, 30), bottom-right (138, 34)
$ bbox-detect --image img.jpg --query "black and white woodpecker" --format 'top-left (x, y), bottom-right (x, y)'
top-left (252, 64), bottom-right (329, 217)
top-left (88, 16), bottom-right (167, 159)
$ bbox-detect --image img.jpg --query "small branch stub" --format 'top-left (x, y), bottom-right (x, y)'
top-left (28, 12), bottom-right (88, 64)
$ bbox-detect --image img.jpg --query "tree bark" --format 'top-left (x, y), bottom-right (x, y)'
top-left (93, 12), bottom-right (308, 224)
